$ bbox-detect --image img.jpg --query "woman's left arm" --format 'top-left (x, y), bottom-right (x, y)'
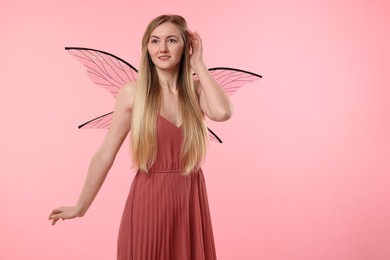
top-left (189, 31), bottom-right (234, 121)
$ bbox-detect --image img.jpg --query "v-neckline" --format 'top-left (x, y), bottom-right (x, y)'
top-left (158, 114), bottom-right (183, 129)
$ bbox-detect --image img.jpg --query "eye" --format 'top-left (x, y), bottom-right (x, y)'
top-left (150, 39), bottom-right (159, 44)
top-left (168, 38), bottom-right (177, 43)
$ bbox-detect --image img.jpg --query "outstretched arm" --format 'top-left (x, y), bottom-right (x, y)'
top-left (49, 82), bottom-right (136, 225)
top-left (189, 31), bottom-right (234, 121)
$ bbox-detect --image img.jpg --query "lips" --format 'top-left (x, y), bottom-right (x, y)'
top-left (158, 55), bottom-right (170, 61)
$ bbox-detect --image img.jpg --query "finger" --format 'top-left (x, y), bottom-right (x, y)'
top-left (191, 32), bottom-right (198, 41)
top-left (51, 215), bottom-right (60, 225)
top-left (52, 217), bottom-right (62, 225)
top-left (188, 32), bottom-right (197, 41)
top-left (187, 31), bottom-right (194, 42)
top-left (194, 32), bottom-right (202, 45)
top-left (191, 31), bottom-right (198, 39)
top-left (190, 36), bottom-right (199, 48)
top-left (50, 213), bottom-right (60, 220)
top-left (52, 211), bottom-right (66, 220)
top-left (49, 209), bottom-right (63, 219)
top-left (188, 34), bottom-right (196, 46)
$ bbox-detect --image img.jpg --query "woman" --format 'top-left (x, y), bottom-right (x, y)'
top-left (49, 14), bottom-right (233, 260)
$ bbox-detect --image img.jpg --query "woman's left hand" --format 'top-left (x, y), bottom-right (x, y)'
top-left (188, 30), bottom-right (204, 71)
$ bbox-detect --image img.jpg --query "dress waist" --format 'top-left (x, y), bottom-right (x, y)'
top-left (147, 161), bottom-right (183, 173)
top-left (147, 168), bottom-right (184, 173)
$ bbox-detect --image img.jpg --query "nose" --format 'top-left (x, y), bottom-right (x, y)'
top-left (159, 42), bottom-right (168, 52)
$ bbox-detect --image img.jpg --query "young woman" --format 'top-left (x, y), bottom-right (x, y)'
top-left (49, 14), bottom-right (233, 260)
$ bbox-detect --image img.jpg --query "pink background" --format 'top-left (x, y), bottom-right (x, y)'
top-left (1, 0), bottom-right (390, 259)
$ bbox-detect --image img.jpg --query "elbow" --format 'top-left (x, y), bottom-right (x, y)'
top-left (222, 107), bottom-right (233, 121)
top-left (223, 102), bottom-right (234, 121)
top-left (213, 105), bottom-right (234, 122)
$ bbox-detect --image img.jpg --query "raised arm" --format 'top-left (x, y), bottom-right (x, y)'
top-left (49, 81), bottom-right (136, 225)
top-left (188, 31), bottom-right (234, 121)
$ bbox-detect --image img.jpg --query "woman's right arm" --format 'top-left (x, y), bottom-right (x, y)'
top-left (49, 81), bottom-right (136, 225)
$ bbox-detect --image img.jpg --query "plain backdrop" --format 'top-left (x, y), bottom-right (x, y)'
top-left (1, 0), bottom-right (389, 259)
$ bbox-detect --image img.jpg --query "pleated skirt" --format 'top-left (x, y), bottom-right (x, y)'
top-left (117, 168), bottom-right (217, 260)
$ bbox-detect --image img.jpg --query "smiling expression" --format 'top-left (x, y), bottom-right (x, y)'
top-left (147, 22), bottom-right (185, 72)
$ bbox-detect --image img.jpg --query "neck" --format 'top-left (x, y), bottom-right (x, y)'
top-left (156, 67), bottom-right (180, 93)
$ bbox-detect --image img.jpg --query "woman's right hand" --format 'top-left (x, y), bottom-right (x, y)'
top-left (48, 206), bottom-right (82, 226)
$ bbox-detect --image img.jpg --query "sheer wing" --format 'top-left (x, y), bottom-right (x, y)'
top-left (78, 112), bottom-right (223, 143)
top-left (194, 67), bottom-right (262, 142)
top-left (65, 47), bottom-right (138, 98)
top-left (67, 48), bottom-right (261, 143)
top-left (207, 127), bottom-right (223, 143)
top-left (193, 67), bottom-right (262, 97)
top-left (78, 112), bottom-right (113, 129)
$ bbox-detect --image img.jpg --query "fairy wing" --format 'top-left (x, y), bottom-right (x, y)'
top-left (65, 47), bottom-right (138, 130)
top-left (66, 47), bottom-right (262, 142)
top-left (77, 111), bottom-right (113, 129)
top-left (65, 47), bottom-right (138, 98)
top-left (76, 110), bottom-right (223, 143)
top-left (193, 67), bottom-right (262, 96)
top-left (193, 67), bottom-right (262, 142)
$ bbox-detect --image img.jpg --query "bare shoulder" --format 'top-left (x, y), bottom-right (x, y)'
top-left (116, 80), bottom-right (137, 111)
top-left (120, 80), bottom-right (137, 97)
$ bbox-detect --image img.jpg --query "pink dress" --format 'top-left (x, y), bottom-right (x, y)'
top-left (117, 114), bottom-right (217, 260)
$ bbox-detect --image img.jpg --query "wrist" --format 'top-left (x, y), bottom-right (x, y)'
top-left (74, 204), bottom-right (85, 217)
top-left (191, 60), bottom-right (207, 74)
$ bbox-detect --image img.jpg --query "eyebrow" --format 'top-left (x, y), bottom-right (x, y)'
top-left (150, 35), bottom-right (179, 39)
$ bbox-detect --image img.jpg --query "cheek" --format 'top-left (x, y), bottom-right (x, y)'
top-left (174, 45), bottom-right (184, 55)
top-left (147, 45), bottom-right (157, 55)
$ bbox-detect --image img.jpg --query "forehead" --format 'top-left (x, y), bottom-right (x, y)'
top-left (150, 22), bottom-right (181, 38)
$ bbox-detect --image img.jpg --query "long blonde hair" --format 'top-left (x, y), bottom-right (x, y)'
top-left (131, 14), bottom-right (209, 176)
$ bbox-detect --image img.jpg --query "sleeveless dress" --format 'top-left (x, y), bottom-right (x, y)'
top-left (117, 114), bottom-right (217, 260)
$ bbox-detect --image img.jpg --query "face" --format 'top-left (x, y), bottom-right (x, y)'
top-left (147, 22), bottom-right (185, 72)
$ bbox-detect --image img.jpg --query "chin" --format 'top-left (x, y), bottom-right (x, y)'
top-left (155, 63), bottom-right (180, 71)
